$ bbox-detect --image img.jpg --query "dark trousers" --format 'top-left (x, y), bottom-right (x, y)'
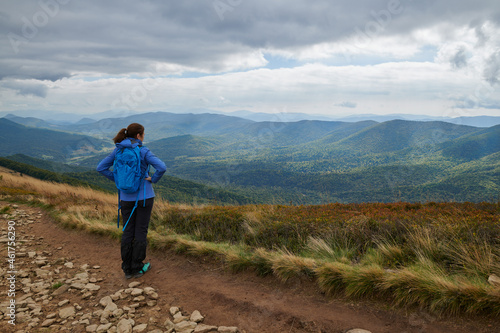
top-left (120, 197), bottom-right (154, 274)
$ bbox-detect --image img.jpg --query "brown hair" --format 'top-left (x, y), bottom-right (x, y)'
top-left (113, 123), bottom-right (145, 144)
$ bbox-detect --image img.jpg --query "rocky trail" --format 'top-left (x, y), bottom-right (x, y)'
top-left (0, 202), bottom-right (499, 332)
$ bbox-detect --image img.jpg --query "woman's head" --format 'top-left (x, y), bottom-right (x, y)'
top-left (113, 123), bottom-right (145, 144)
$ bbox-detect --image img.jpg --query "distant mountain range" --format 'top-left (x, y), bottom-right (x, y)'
top-left (4, 112), bottom-right (254, 141)
top-left (1, 112), bottom-right (499, 204)
top-left (0, 118), bottom-right (111, 162)
top-left (3, 109), bottom-right (500, 127)
top-left (226, 111), bottom-right (500, 127)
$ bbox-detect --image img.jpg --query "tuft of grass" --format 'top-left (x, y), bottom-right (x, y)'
top-left (186, 240), bottom-right (230, 259)
top-left (406, 227), bottom-right (446, 262)
top-left (344, 264), bottom-right (386, 298)
top-left (447, 241), bottom-right (500, 278)
top-left (306, 237), bottom-right (335, 258)
top-left (377, 256), bottom-right (500, 316)
top-left (225, 250), bottom-right (254, 273)
top-left (315, 261), bottom-right (351, 296)
top-left (250, 248), bottom-right (275, 276)
top-left (306, 236), bottom-right (356, 264)
top-left (375, 239), bottom-right (410, 268)
top-left (271, 249), bottom-right (316, 282)
top-left (148, 232), bottom-right (178, 251)
top-left (0, 205), bottom-right (12, 214)
top-left (173, 238), bottom-right (194, 254)
top-left (51, 282), bottom-right (63, 289)
top-left (359, 247), bottom-right (386, 267)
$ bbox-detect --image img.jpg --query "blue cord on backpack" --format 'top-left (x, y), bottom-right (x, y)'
top-left (120, 165), bottom-right (149, 232)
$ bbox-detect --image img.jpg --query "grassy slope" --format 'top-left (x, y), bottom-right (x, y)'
top-left (1, 169), bottom-right (499, 317)
top-left (0, 155), bottom-right (252, 205)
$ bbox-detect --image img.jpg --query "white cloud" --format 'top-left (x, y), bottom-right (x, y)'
top-left (336, 101), bottom-right (357, 108)
top-left (2, 60), bottom-right (483, 117)
top-left (1, 1), bottom-right (500, 117)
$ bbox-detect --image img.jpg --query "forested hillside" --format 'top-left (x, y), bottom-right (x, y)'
top-left (2, 114), bottom-right (499, 204)
top-left (0, 118), bottom-right (111, 162)
top-left (0, 156), bottom-right (252, 205)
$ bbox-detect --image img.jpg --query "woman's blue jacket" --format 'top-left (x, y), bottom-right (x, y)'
top-left (96, 138), bottom-right (166, 201)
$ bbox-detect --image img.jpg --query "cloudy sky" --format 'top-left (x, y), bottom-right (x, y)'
top-left (1, 0), bottom-right (500, 119)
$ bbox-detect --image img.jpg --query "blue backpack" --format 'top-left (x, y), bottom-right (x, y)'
top-left (113, 141), bottom-right (149, 231)
top-left (113, 145), bottom-right (143, 194)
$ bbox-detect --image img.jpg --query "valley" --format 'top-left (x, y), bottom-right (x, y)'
top-left (1, 112), bottom-right (499, 205)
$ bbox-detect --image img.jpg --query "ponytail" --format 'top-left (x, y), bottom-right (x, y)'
top-left (112, 123), bottom-right (145, 144)
top-left (113, 128), bottom-right (127, 144)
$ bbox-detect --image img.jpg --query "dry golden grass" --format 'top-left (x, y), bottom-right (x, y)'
top-left (2, 170), bottom-right (499, 316)
top-left (242, 213), bottom-right (260, 237)
top-left (225, 249), bottom-right (253, 272)
top-left (315, 261), bottom-right (351, 296)
top-left (0, 171), bottom-right (116, 206)
top-left (271, 249), bottom-right (316, 282)
top-left (307, 236), bottom-right (335, 259)
top-left (375, 240), bottom-right (407, 267)
top-left (407, 227), bottom-right (444, 260)
top-left (447, 241), bottom-right (500, 278)
top-left (306, 236), bottom-right (354, 264)
top-left (343, 264), bottom-right (386, 298)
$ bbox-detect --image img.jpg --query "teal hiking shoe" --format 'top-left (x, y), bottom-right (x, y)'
top-left (134, 262), bottom-right (151, 278)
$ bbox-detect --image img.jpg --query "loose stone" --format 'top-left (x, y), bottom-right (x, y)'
top-left (96, 323), bottom-right (113, 332)
top-left (191, 310), bottom-right (204, 323)
top-left (59, 306), bottom-right (76, 319)
top-left (128, 281), bottom-right (141, 288)
top-left (116, 318), bottom-right (134, 333)
top-left (58, 299), bottom-right (70, 307)
top-left (170, 306), bottom-right (180, 316)
top-left (132, 323), bottom-right (148, 332)
top-left (217, 326), bottom-right (239, 333)
top-left (175, 320), bottom-right (198, 331)
top-left (195, 324), bottom-right (218, 333)
top-left (41, 318), bottom-right (56, 327)
top-left (86, 324), bottom-right (98, 332)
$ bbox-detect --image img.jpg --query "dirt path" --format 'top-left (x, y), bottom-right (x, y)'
top-left (1, 202), bottom-right (499, 332)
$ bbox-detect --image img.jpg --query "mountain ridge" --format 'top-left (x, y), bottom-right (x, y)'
top-left (3, 109), bottom-right (500, 127)
top-left (1, 115), bottom-right (498, 204)
top-left (0, 118), bottom-right (111, 162)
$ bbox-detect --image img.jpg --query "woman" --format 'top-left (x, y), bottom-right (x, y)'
top-left (97, 123), bottom-right (166, 279)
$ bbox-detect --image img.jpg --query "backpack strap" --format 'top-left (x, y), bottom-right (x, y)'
top-left (117, 192), bottom-right (121, 228)
top-left (122, 191), bottom-right (141, 231)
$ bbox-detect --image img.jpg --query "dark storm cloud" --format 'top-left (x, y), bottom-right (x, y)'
top-left (0, 59), bottom-right (71, 81)
top-left (484, 51), bottom-right (500, 85)
top-left (1, 0), bottom-right (499, 80)
top-left (451, 46), bottom-right (468, 69)
top-left (474, 23), bottom-right (490, 47)
top-left (2, 80), bottom-right (48, 97)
